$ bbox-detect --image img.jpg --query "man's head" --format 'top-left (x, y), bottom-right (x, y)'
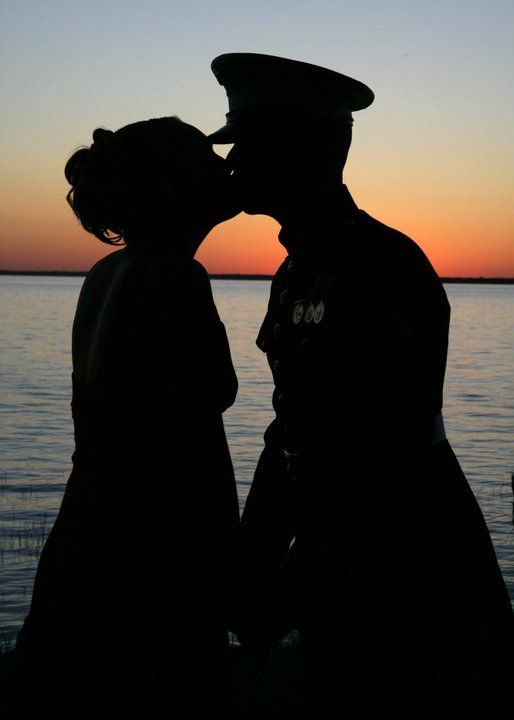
top-left (223, 111), bottom-right (353, 215)
top-left (209, 53), bottom-right (373, 216)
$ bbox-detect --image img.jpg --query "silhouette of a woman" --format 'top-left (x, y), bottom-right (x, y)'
top-left (16, 117), bottom-right (241, 717)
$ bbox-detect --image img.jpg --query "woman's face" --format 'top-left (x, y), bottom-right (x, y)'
top-left (161, 123), bottom-right (242, 226)
top-left (187, 147), bottom-right (242, 224)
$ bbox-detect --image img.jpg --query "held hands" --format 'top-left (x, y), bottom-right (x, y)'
top-left (228, 564), bottom-right (295, 656)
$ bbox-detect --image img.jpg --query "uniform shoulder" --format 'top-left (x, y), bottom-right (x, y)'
top-left (357, 210), bottom-right (442, 286)
top-left (358, 211), bottom-right (422, 256)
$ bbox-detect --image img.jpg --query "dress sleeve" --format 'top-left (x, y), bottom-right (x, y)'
top-left (128, 256), bottom-right (238, 415)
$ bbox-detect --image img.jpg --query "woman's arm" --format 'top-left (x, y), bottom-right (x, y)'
top-left (128, 254), bottom-right (238, 415)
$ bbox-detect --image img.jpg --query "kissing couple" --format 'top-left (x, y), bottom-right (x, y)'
top-left (16, 53), bottom-right (514, 719)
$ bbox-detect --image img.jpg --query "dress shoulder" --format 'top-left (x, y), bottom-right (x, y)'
top-left (127, 252), bottom-right (213, 307)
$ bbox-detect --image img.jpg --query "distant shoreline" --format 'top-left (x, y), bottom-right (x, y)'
top-left (0, 270), bottom-right (513, 284)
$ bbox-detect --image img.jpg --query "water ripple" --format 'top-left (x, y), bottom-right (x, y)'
top-left (0, 276), bottom-right (513, 645)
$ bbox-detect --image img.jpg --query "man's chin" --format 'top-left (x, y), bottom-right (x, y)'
top-left (241, 196), bottom-right (277, 215)
top-left (235, 179), bottom-right (278, 216)
top-left (242, 206), bottom-right (263, 216)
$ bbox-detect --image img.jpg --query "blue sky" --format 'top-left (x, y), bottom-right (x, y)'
top-left (2, 0), bottom-right (512, 144)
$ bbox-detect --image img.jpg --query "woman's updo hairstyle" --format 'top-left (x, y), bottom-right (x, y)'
top-left (65, 117), bottom-right (211, 245)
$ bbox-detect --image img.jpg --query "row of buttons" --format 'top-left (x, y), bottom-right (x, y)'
top-left (292, 301), bottom-right (325, 325)
top-left (281, 259), bottom-right (326, 325)
top-left (280, 290), bottom-right (326, 325)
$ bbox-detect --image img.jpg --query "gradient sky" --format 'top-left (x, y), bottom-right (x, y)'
top-left (1, 0), bottom-right (513, 276)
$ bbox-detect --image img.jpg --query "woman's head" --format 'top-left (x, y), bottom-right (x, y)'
top-left (65, 117), bottom-right (240, 247)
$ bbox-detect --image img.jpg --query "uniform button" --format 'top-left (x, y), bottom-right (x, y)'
top-left (277, 393), bottom-right (287, 408)
top-left (302, 337), bottom-right (311, 350)
top-left (287, 258), bottom-right (296, 274)
top-left (313, 300), bottom-right (325, 324)
top-left (273, 360), bottom-right (280, 375)
top-left (304, 302), bottom-right (315, 323)
top-left (280, 289), bottom-right (288, 305)
top-left (273, 323), bottom-right (281, 339)
top-left (292, 303), bottom-right (304, 324)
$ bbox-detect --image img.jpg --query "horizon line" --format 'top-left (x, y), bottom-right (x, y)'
top-left (0, 270), bottom-right (513, 284)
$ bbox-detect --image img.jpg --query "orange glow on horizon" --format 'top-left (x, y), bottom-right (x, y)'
top-left (2, 2), bottom-right (513, 280)
top-left (0, 176), bottom-right (512, 277)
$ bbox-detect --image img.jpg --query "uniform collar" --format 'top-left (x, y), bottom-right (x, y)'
top-left (277, 184), bottom-right (359, 254)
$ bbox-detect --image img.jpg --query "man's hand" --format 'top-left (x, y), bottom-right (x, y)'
top-left (229, 565), bottom-right (294, 655)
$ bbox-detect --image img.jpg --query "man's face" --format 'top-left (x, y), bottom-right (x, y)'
top-left (226, 123), bottom-right (307, 215)
top-left (225, 118), bottom-right (350, 216)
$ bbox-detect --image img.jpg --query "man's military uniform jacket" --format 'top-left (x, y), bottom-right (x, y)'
top-left (239, 186), bottom-right (514, 692)
top-left (241, 183), bottom-right (451, 572)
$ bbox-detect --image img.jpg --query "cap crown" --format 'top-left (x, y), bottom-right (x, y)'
top-left (211, 52), bottom-right (374, 118)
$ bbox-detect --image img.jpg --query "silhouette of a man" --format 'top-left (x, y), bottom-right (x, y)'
top-left (210, 53), bottom-right (514, 718)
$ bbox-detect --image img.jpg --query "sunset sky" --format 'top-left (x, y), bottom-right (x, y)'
top-left (0, 0), bottom-right (512, 276)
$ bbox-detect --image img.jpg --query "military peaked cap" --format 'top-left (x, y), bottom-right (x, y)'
top-left (209, 52), bottom-right (374, 142)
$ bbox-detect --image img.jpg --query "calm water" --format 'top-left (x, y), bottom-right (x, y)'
top-left (1, 276), bottom-right (513, 645)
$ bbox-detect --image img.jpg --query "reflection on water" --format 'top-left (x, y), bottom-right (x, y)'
top-left (0, 276), bottom-right (513, 645)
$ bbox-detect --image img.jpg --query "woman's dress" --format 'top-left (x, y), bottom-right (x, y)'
top-left (16, 253), bottom-right (239, 717)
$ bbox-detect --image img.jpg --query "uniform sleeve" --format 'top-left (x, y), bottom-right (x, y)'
top-left (240, 262), bottom-right (296, 572)
top-left (232, 421), bottom-right (296, 647)
top-left (240, 419), bottom-right (295, 571)
top-left (359, 253), bottom-right (449, 455)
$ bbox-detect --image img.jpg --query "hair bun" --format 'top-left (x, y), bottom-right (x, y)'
top-left (90, 127), bottom-right (117, 173)
top-left (64, 147), bottom-right (90, 185)
top-left (92, 127), bottom-right (114, 145)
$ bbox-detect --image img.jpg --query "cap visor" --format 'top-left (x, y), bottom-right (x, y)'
top-left (208, 123), bottom-right (237, 144)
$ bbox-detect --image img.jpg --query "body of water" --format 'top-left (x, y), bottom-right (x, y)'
top-left (1, 275), bottom-right (513, 645)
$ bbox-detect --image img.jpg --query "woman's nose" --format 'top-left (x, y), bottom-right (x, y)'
top-left (226, 145), bottom-right (240, 169)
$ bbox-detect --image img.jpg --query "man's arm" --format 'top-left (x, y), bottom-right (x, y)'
top-left (233, 419), bottom-right (296, 648)
top-left (240, 419), bottom-right (295, 569)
